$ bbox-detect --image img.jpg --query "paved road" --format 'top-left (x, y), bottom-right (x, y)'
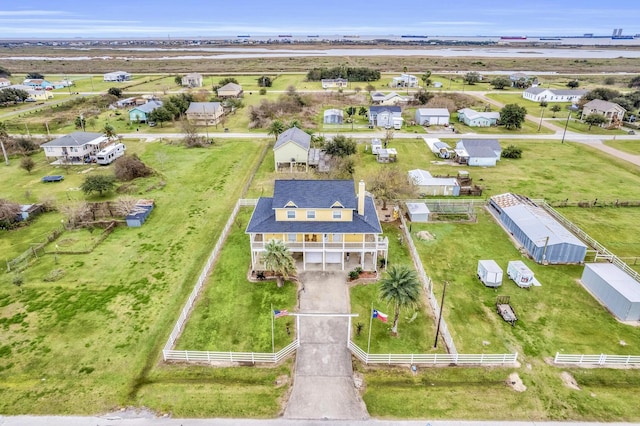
top-left (283, 271), bottom-right (368, 420)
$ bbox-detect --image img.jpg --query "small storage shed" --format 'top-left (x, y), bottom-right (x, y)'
top-left (323, 108), bottom-right (344, 124)
top-left (507, 260), bottom-right (535, 288)
top-left (370, 138), bottom-right (382, 154)
top-left (126, 199), bottom-right (155, 227)
top-left (581, 263), bottom-right (640, 321)
top-left (376, 148), bottom-right (397, 163)
top-left (489, 193), bottom-right (587, 264)
top-left (415, 108), bottom-right (450, 126)
top-left (478, 260), bottom-right (503, 287)
top-left (406, 202), bottom-right (430, 222)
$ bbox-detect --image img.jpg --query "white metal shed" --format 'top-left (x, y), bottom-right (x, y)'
top-left (581, 263), bottom-right (640, 321)
top-left (406, 202), bottom-right (430, 222)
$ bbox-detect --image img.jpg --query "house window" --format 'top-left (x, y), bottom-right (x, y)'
top-left (287, 233), bottom-right (297, 242)
top-left (287, 210), bottom-right (295, 219)
top-left (307, 210), bottom-right (316, 219)
top-left (332, 210), bottom-right (341, 220)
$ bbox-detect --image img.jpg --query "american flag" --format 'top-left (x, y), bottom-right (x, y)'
top-left (274, 309), bottom-right (289, 319)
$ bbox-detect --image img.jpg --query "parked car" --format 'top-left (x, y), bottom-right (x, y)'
top-left (148, 121), bottom-right (157, 127)
top-left (629, 130), bottom-right (636, 135)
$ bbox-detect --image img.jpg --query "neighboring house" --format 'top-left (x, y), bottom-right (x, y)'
top-left (321, 78), bottom-right (348, 89)
top-left (273, 127), bottom-right (311, 172)
top-left (11, 84), bottom-right (52, 101)
top-left (369, 106), bottom-right (403, 129)
top-left (522, 87), bottom-right (587, 103)
top-left (423, 137), bottom-right (453, 159)
top-left (0, 77), bottom-right (11, 87)
top-left (323, 109), bottom-right (344, 124)
top-left (509, 72), bottom-right (536, 87)
top-left (217, 82), bottom-right (243, 98)
top-left (370, 91), bottom-right (409, 105)
top-left (50, 79), bottom-right (73, 89)
top-left (41, 132), bottom-right (109, 163)
top-left (22, 79), bottom-right (53, 90)
top-left (116, 97), bottom-right (138, 108)
top-left (181, 73), bottom-right (203, 87)
top-left (390, 73), bottom-right (418, 88)
top-left (408, 169), bottom-right (460, 196)
top-left (457, 108), bottom-right (500, 127)
top-left (455, 139), bottom-right (502, 167)
top-left (185, 102), bottom-right (224, 125)
top-left (245, 179), bottom-right (388, 271)
top-left (581, 99), bottom-right (626, 126)
top-left (129, 100), bottom-right (163, 123)
top-left (103, 71), bottom-right (131, 82)
top-left (415, 108), bottom-right (450, 126)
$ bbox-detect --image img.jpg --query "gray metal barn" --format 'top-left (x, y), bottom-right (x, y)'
top-left (581, 263), bottom-right (640, 321)
top-left (489, 193), bottom-right (587, 264)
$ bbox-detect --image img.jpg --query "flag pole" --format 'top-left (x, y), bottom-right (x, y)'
top-left (271, 303), bottom-right (275, 353)
top-left (367, 302), bottom-right (373, 353)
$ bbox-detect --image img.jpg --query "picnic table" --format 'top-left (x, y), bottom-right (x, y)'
top-left (41, 175), bottom-right (64, 183)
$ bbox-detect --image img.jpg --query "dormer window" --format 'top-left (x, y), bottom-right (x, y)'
top-left (287, 210), bottom-right (295, 219)
top-left (331, 201), bottom-right (344, 208)
top-left (307, 210), bottom-right (316, 219)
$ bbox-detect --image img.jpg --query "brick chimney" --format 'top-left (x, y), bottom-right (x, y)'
top-left (358, 180), bottom-right (365, 216)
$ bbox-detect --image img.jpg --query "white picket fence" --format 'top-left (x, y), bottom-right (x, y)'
top-left (164, 340), bottom-right (300, 364)
top-left (349, 341), bottom-right (517, 366)
top-left (399, 213), bottom-right (457, 354)
top-left (162, 199), bottom-right (264, 358)
top-left (554, 353), bottom-right (640, 367)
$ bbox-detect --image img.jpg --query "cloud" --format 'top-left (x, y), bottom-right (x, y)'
top-left (0, 10), bottom-right (69, 16)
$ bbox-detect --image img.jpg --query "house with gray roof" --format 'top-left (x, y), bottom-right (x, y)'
top-left (581, 99), bottom-right (626, 127)
top-left (369, 105), bottom-right (403, 129)
top-left (273, 127), bottom-right (312, 172)
top-left (217, 82), bottom-right (243, 98)
top-left (129, 100), bottom-right (163, 123)
top-left (457, 108), bottom-right (500, 127)
top-left (321, 78), bottom-right (348, 89)
top-left (181, 73), bottom-right (203, 88)
top-left (246, 179), bottom-right (387, 271)
top-left (455, 139), bottom-right (501, 167)
top-left (185, 102), bottom-right (224, 125)
top-left (41, 132), bottom-right (109, 164)
top-left (522, 87), bottom-right (587, 103)
top-left (370, 91), bottom-right (408, 105)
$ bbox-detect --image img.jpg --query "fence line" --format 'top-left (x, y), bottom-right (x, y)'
top-left (163, 199), bottom-right (244, 355)
top-left (540, 202), bottom-right (640, 282)
top-left (348, 341), bottom-right (517, 366)
top-left (399, 213), bottom-right (457, 354)
top-left (6, 227), bottom-right (63, 272)
top-left (554, 353), bottom-right (640, 367)
top-left (163, 340), bottom-right (300, 364)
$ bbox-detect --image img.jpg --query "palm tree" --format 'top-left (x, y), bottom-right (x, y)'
top-left (421, 71), bottom-right (432, 88)
top-left (378, 265), bottom-right (421, 335)
top-left (262, 239), bottom-right (296, 288)
top-left (267, 120), bottom-right (285, 141)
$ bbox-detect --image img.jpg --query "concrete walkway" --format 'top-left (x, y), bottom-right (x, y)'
top-left (283, 271), bottom-right (369, 420)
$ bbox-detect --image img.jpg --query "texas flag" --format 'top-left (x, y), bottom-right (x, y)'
top-left (372, 309), bottom-right (388, 323)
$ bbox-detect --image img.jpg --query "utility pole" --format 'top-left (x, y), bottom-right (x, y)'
top-left (433, 280), bottom-right (448, 348)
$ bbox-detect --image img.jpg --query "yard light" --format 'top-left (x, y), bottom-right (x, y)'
top-left (561, 105), bottom-right (579, 144)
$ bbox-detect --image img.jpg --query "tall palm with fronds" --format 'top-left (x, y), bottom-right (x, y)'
top-left (262, 239), bottom-right (296, 288)
top-left (267, 120), bottom-right (285, 141)
top-left (379, 265), bottom-right (421, 335)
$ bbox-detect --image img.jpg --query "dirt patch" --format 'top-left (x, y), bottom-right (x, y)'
top-left (274, 374), bottom-right (289, 388)
top-left (506, 372), bottom-right (526, 392)
top-left (416, 230), bottom-right (434, 241)
top-left (561, 371), bottom-right (581, 390)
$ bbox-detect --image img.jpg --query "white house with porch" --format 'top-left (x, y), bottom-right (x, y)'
top-left (41, 132), bottom-right (109, 164)
top-left (246, 180), bottom-right (388, 271)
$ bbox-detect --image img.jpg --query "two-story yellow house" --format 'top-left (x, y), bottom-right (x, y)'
top-left (246, 179), bottom-right (388, 271)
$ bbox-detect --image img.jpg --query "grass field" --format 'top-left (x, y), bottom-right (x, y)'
top-left (603, 138), bottom-right (640, 154)
top-left (0, 138), bottom-right (269, 414)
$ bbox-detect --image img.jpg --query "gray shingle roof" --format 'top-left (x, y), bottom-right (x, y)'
top-left (218, 82), bottom-right (242, 92)
top-left (274, 127), bottom-right (311, 150)
top-left (459, 139), bottom-right (501, 158)
top-left (130, 100), bottom-right (163, 114)
top-left (369, 105), bottom-right (402, 115)
top-left (185, 102), bottom-right (222, 114)
top-left (246, 180), bottom-right (382, 234)
top-left (41, 132), bottom-right (105, 148)
top-left (583, 99), bottom-right (625, 112)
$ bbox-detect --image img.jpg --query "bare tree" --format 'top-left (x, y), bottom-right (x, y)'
top-left (368, 167), bottom-right (416, 210)
top-left (0, 198), bottom-right (21, 226)
top-left (115, 197), bottom-right (138, 216)
top-left (59, 202), bottom-right (90, 228)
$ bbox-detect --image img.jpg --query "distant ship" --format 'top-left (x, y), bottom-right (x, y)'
top-left (343, 35), bottom-right (360, 38)
top-left (307, 35), bottom-right (319, 38)
top-left (540, 37), bottom-right (561, 41)
top-left (501, 36), bottom-right (527, 40)
top-left (278, 35), bottom-right (292, 38)
top-left (237, 35), bottom-right (250, 38)
top-left (401, 35), bottom-right (428, 38)
top-left (612, 35), bottom-right (634, 40)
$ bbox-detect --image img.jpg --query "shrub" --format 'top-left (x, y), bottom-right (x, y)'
top-left (113, 154), bottom-right (153, 181)
top-left (502, 145), bottom-right (523, 159)
top-left (348, 270), bottom-right (360, 280)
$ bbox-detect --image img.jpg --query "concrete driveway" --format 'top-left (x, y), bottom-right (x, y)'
top-left (283, 271), bottom-right (368, 420)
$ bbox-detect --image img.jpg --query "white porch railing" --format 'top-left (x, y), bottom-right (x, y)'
top-left (554, 352), bottom-right (640, 367)
top-left (349, 341), bottom-right (517, 366)
top-left (163, 340), bottom-right (300, 364)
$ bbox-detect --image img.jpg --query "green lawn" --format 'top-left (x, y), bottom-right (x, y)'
top-left (561, 118), bottom-right (628, 135)
top-left (0, 138), bottom-right (268, 414)
top-left (603, 138), bottom-right (640, 154)
top-left (176, 210), bottom-right (298, 352)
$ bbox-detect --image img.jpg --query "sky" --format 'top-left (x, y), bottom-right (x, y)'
top-left (0, 0), bottom-right (638, 39)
